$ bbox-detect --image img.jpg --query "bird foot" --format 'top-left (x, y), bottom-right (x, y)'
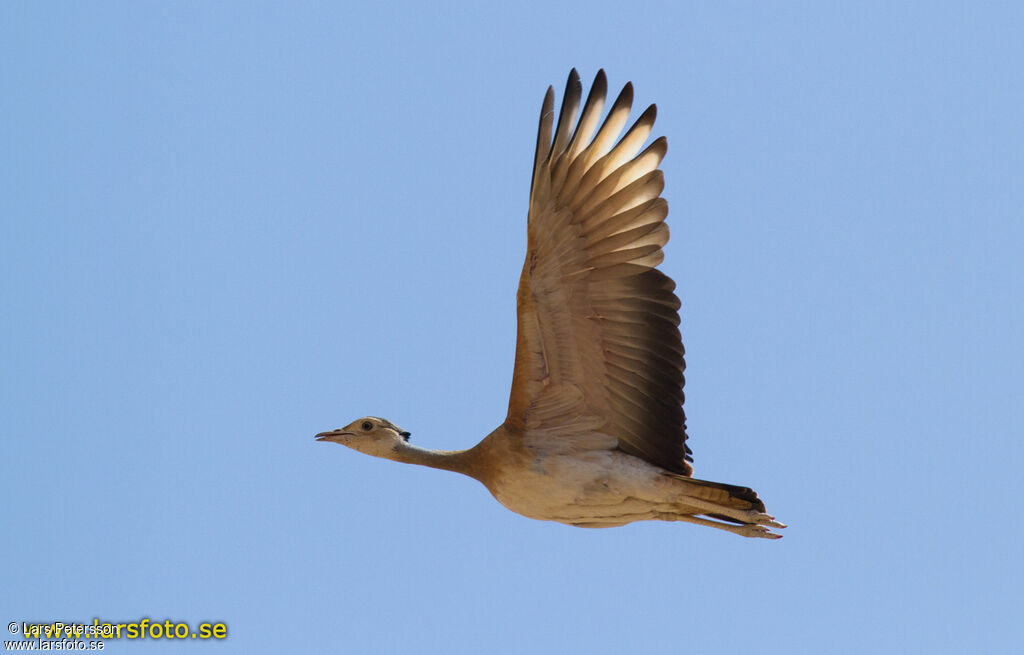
top-left (670, 513), bottom-right (784, 539)
top-left (747, 511), bottom-right (787, 529)
top-left (737, 523), bottom-right (783, 539)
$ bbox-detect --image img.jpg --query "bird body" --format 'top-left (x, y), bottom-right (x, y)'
top-left (482, 426), bottom-right (741, 530)
top-left (317, 70), bottom-right (784, 538)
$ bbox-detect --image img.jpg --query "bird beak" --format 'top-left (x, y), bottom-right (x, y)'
top-left (315, 430), bottom-right (352, 443)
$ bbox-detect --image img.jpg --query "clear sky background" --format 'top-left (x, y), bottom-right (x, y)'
top-left (3, 2), bottom-right (1022, 653)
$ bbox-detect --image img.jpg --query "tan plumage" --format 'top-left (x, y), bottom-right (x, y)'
top-left (317, 70), bottom-right (784, 538)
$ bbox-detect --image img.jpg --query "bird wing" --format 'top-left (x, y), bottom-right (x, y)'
top-left (505, 69), bottom-right (692, 475)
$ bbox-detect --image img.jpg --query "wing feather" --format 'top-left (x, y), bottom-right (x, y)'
top-left (549, 70), bottom-right (582, 163)
top-left (582, 197), bottom-right (668, 241)
top-left (506, 69), bottom-right (693, 474)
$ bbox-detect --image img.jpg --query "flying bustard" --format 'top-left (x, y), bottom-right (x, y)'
top-left (317, 69), bottom-right (784, 538)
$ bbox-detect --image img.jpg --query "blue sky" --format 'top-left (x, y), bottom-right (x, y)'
top-left (3, 2), bottom-right (1022, 653)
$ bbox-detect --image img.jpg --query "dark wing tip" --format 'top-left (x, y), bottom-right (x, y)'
top-left (565, 69), bottom-right (582, 106)
top-left (550, 69), bottom-right (584, 161)
top-left (619, 81), bottom-right (634, 105)
top-left (584, 70), bottom-right (608, 116)
top-left (638, 102), bottom-right (655, 127)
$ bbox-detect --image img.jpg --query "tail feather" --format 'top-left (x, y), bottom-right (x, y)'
top-left (666, 474), bottom-right (768, 513)
top-left (661, 472), bottom-right (783, 537)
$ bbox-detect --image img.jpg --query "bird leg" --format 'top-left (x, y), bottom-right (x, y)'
top-left (655, 512), bottom-right (783, 539)
top-left (684, 497), bottom-right (786, 528)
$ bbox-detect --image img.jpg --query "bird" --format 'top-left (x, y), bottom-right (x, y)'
top-left (317, 69), bottom-right (784, 539)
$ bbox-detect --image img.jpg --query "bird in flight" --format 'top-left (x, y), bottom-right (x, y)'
top-left (317, 69), bottom-right (784, 538)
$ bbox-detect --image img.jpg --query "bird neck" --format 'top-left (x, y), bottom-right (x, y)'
top-left (388, 440), bottom-right (475, 477)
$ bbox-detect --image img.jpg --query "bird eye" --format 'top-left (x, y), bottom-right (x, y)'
top-left (361, 421), bottom-right (373, 431)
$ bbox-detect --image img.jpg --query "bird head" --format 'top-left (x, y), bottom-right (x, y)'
top-left (315, 417), bottom-right (412, 457)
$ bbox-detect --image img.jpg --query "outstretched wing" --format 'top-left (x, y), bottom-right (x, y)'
top-left (505, 69), bottom-right (692, 476)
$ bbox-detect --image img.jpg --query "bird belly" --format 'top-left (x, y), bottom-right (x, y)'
top-left (487, 450), bottom-right (668, 528)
